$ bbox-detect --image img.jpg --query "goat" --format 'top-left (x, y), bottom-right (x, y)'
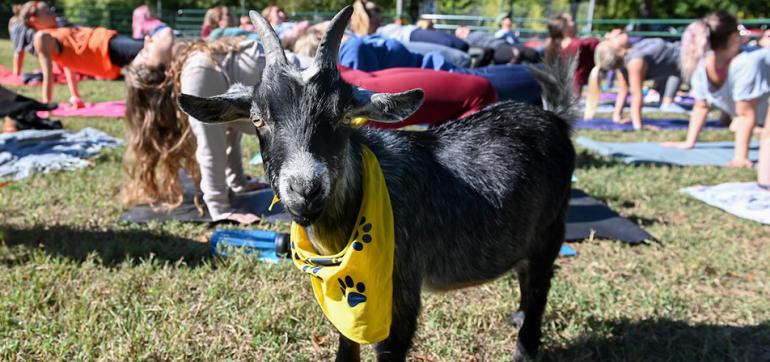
top-left (178, 6), bottom-right (576, 361)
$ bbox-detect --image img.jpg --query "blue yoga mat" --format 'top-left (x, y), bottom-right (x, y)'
top-left (575, 118), bottom-right (726, 132)
top-left (577, 137), bottom-right (760, 166)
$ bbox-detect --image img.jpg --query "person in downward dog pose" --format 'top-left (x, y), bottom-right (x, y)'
top-left (178, 7), bottom-right (576, 361)
top-left (663, 11), bottom-right (770, 171)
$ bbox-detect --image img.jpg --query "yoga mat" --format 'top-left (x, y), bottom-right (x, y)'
top-left (595, 93), bottom-right (696, 110)
top-left (121, 185), bottom-right (651, 244)
top-left (38, 101), bottom-right (126, 118)
top-left (589, 104), bottom-right (690, 114)
top-left (0, 66), bottom-right (24, 86)
top-left (0, 65), bottom-right (70, 86)
top-left (565, 189), bottom-right (652, 244)
top-left (575, 118), bottom-right (726, 132)
top-left (681, 182), bottom-right (770, 224)
top-left (577, 137), bottom-right (760, 166)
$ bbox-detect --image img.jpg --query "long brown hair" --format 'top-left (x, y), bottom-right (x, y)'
top-left (122, 37), bottom-right (246, 209)
top-left (546, 13), bottom-right (569, 59)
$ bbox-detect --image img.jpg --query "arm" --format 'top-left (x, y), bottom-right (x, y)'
top-left (612, 70), bottom-right (629, 122)
top-left (729, 99), bottom-right (758, 168)
top-left (33, 32), bottom-right (57, 104)
top-left (662, 99), bottom-right (710, 148)
top-left (626, 58), bottom-right (646, 130)
top-left (13, 50), bottom-right (24, 75)
top-left (758, 108), bottom-right (770, 186)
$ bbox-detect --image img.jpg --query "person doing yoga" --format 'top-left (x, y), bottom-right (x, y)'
top-left (21, 1), bottom-right (150, 108)
top-left (663, 11), bottom-right (770, 172)
top-left (584, 29), bottom-right (683, 130)
top-left (546, 13), bottom-right (599, 92)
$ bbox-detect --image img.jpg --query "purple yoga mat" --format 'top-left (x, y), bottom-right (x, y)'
top-left (599, 93), bottom-right (696, 108)
top-left (575, 118), bottom-right (727, 131)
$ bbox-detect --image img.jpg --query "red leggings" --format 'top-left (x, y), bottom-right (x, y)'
top-left (339, 66), bottom-right (497, 129)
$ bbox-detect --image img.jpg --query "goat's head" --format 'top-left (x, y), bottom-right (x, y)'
top-left (177, 6), bottom-right (424, 226)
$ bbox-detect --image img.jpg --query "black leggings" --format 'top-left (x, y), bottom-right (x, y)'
top-left (108, 35), bottom-right (144, 67)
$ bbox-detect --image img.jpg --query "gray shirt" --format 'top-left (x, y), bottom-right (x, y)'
top-left (625, 38), bottom-right (681, 80)
top-left (691, 47), bottom-right (770, 126)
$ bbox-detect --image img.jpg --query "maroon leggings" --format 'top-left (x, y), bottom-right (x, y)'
top-left (340, 66), bottom-right (497, 129)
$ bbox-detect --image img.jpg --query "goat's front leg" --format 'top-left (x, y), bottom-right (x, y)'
top-left (374, 280), bottom-right (422, 362)
top-left (335, 333), bottom-right (360, 362)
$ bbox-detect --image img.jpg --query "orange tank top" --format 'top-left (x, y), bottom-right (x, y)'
top-left (42, 27), bottom-right (122, 80)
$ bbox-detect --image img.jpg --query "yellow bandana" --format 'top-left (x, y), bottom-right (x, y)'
top-left (290, 146), bottom-right (394, 344)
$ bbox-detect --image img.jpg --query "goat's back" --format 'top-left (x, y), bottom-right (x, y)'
top-left (356, 100), bottom-right (575, 288)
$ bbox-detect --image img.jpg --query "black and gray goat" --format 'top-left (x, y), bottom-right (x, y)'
top-left (178, 6), bottom-right (576, 361)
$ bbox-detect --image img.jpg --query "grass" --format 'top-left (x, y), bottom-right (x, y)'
top-left (1, 39), bottom-right (769, 361)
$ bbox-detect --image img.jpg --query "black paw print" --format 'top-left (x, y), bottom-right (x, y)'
top-left (351, 216), bottom-right (373, 251)
top-left (337, 275), bottom-right (367, 307)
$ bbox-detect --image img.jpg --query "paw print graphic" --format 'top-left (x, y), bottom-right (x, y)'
top-left (338, 275), bottom-right (367, 307)
top-left (351, 216), bottom-right (373, 251)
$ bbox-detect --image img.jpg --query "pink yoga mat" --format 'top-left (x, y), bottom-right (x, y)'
top-left (37, 101), bottom-right (126, 118)
top-left (0, 65), bottom-right (25, 86)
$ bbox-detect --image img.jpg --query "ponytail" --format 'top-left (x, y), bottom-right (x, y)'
top-left (679, 20), bottom-right (709, 83)
top-left (584, 65), bottom-right (602, 120)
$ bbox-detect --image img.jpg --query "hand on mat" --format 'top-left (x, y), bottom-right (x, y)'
top-left (69, 96), bottom-right (86, 110)
top-left (727, 158), bottom-right (753, 169)
top-left (227, 212), bottom-right (260, 225)
top-left (661, 141), bottom-right (695, 149)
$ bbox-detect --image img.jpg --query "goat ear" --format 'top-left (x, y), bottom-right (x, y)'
top-left (349, 87), bottom-right (425, 123)
top-left (177, 84), bottom-right (252, 124)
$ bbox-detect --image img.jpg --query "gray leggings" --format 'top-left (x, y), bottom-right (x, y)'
top-left (652, 74), bottom-right (681, 99)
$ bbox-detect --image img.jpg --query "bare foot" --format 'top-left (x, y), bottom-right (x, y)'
top-left (754, 127), bottom-right (764, 135)
top-left (662, 141), bottom-right (695, 149)
top-left (612, 116), bottom-right (631, 124)
top-left (227, 212), bottom-right (260, 225)
top-left (726, 158), bottom-right (753, 168)
top-left (243, 179), bottom-right (270, 192)
top-left (640, 124), bottom-right (661, 131)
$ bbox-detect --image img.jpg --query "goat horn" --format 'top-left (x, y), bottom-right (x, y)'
top-left (314, 5), bottom-right (354, 69)
top-left (249, 10), bottom-right (288, 67)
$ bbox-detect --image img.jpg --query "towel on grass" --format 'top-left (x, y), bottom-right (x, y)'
top-left (681, 182), bottom-right (770, 224)
top-left (37, 101), bottom-right (126, 118)
top-left (0, 128), bottom-right (122, 180)
top-left (577, 137), bottom-right (760, 166)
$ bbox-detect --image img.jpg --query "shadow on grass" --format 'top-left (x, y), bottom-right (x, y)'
top-left (575, 149), bottom-right (622, 169)
top-left (0, 224), bottom-right (211, 267)
top-left (544, 318), bottom-right (770, 362)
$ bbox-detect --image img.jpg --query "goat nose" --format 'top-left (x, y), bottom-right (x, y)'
top-left (289, 180), bottom-right (322, 201)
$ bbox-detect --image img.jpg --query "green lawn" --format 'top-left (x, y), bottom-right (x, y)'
top-left (1, 39), bottom-right (769, 361)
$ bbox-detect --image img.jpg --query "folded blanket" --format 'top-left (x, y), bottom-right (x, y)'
top-left (681, 182), bottom-right (770, 224)
top-left (0, 127), bottom-right (123, 180)
top-left (38, 101), bottom-right (126, 118)
top-left (577, 137), bottom-right (760, 166)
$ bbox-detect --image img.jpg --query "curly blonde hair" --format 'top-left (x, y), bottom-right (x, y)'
top-left (122, 37), bottom-right (246, 209)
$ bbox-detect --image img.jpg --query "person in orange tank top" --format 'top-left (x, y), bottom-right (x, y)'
top-left (19, 1), bottom-right (151, 109)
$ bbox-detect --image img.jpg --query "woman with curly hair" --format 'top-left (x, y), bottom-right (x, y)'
top-left (124, 30), bottom-right (269, 224)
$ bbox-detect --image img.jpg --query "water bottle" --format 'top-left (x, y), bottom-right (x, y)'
top-left (210, 228), bottom-right (291, 263)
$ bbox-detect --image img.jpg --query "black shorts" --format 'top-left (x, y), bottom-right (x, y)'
top-left (107, 35), bottom-right (144, 67)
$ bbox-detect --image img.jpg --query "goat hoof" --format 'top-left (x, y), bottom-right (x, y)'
top-left (512, 342), bottom-right (534, 362)
top-left (510, 311), bottom-right (525, 327)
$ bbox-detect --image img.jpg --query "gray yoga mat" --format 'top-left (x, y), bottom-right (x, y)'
top-left (120, 187), bottom-right (652, 244)
top-left (577, 136), bottom-right (760, 166)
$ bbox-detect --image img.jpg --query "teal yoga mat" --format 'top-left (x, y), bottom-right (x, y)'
top-left (577, 137), bottom-right (760, 166)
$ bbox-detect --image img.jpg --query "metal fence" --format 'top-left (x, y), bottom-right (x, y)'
top-left (420, 14), bottom-right (770, 39)
top-left (1, 6), bottom-right (768, 41)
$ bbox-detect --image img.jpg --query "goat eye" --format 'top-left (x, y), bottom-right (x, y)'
top-left (253, 118), bottom-right (265, 128)
top-left (341, 116), bottom-right (352, 126)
